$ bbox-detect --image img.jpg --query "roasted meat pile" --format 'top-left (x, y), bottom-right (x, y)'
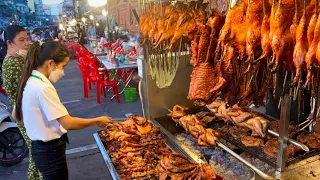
top-left (99, 116), bottom-right (170, 179)
top-left (156, 153), bottom-right (223, 180)
top-left (207, 100), bottom-right (270, 138)
top-left (263, 138), bottom-right (302, 159)
top-left (297, 133), bottom-right (320, 149)
top-left (99, 115), bottom-right (222, 179)
top-left (169, 105), bottom-right (221, 147)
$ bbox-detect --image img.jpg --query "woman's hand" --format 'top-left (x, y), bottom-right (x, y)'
top-left (97, 116), bottom-right (112, 127)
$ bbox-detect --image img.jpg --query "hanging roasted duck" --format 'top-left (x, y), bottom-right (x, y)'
top-left (256, 0), bottom-right (272, 62)
top-left (291, 0), bottom-right (308, 87)
top-left (304, 0), bottom-right (319, 88)
top-left (245, 0), bottom-right (264, 64)
top-left (269, 0), bottom-right (295, 72)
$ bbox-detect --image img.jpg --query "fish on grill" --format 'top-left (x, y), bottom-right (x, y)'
top-left (263, 138), bottom-right (302, 159)
top-left (297, 133), bottom-right (320, 149)
top-left (241, 136), bottom-right (265, 147)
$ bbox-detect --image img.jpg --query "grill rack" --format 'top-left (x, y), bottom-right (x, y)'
top-left (154, 110), bottom-right (320, 168)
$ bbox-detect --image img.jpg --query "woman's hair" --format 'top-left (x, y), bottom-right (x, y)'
top-left (0, 25), bottom-right (26, 61)
top-left (15, 41), bottom-right (69, 121)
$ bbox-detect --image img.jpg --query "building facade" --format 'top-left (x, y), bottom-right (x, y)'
top-left (63, 0), bottom-right (74, 18)
top-left (108, 0), bottom-right (139, 34)
top-left (0, 0), bottom-right (33, 26)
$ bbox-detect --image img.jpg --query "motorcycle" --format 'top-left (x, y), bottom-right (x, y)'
top-left (0, 87), bottom-right (28, 166)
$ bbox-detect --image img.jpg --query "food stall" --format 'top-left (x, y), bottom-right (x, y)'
top-left (94, 0), bottom-right (320, 179)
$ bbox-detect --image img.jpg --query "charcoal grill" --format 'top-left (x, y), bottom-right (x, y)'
top-left (154, 114), bottom-right (320, 168)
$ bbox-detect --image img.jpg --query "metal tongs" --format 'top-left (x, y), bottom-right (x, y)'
top-left (167, 109), bottom-right (274, 179)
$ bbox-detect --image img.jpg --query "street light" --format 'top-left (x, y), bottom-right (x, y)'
top-left (88, 0), bottom-right (107, 7)
top-left (96, 22), bottom-right (99, 26)
top-left (89, 15), bottom-right (94, 20)
top-left (102, 9), bottom-right (108, 16)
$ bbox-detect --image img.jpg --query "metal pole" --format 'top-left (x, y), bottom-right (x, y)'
top-left (277, 94), bottom-right (291, 172)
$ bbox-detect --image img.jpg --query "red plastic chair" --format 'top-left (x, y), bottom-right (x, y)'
top-left (77, 62), bottom-right (98, 98)
top-left (88, 63), bottom-right (120, 104)
top-left (84, 56), bottom-right (110, 80)
top-left (80, 49), bottom-right (90, 57)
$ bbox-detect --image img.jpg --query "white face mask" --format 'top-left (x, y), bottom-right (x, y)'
top-left (12, 43), bottom-right (28, 58)
top-left (48, 64), bottom-right (65, 83)
top-left (17, 49), bottom-right (28, 58)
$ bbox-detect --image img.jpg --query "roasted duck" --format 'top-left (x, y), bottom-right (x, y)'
top-left (188, 63), bottom-right (216, 106)
top-left (305, 0), bottom-right (320, 88)
top-left (256, 0), bottom-right (272, 62)
top-left (245, 0), bottom-right (264, 63)
top-left (269, 0), bottom-right (294, 72)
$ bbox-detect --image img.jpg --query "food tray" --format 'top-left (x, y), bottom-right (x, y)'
top-left (93, 119), bottom-right (197, 180)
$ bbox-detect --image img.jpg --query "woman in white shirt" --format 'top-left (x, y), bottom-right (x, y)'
top-left (13, 41), bottom-right (112, 180)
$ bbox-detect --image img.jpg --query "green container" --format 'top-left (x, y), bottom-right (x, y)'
top-left (124, 88), bottom-right (137, 102)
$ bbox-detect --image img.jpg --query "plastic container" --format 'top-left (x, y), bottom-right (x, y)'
top-left (124, 88), bottom-right (137, 102)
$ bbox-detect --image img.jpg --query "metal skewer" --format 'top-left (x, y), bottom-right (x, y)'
top-left (267, 129), bottom-right (309, 151)
top-left (217, 142), bottom-right (274, 180)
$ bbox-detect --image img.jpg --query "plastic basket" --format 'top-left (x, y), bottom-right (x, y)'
top-left (124, 88), bottom-right (137, 102)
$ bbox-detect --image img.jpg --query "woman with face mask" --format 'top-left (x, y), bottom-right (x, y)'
top-left (1, 25), bottom-right (42, 180)
top-left (13, 41), bottom-right (112, 180)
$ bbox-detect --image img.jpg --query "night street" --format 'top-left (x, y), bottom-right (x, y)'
top-left (0, 60), bottom-right (143, 180)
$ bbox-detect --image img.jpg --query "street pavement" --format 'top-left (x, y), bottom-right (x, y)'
top-left (0, 60), bottom-right (142, 180)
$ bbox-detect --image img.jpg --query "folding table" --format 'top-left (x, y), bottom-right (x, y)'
top-left (97, 56), bottom-right (138, 99)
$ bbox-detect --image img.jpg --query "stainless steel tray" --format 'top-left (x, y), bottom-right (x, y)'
top-left (93, 118), bottom-right (199, 180)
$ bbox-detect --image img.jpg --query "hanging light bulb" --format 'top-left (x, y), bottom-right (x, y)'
top-left (89, 15), bottom-right (94, 20)
top-left (88, 0), bottom-right (107, 7)
top-left (102, 9), bottom-right (108, 16)
top-left (96, 22), bottom-right (100, 26)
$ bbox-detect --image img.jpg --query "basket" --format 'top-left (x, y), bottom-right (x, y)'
top-left (124, 88), bottom-right (137, 102)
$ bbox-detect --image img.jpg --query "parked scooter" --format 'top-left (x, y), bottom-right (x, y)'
top-left (0, 87), bottom-right (28, 166)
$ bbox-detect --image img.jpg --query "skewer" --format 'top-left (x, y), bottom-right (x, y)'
top-left (299, 120), bottom-right (313, 131)
top-left (267, 130), bottom-right (309, 151)
top-left (216, 142), bottom-right (274, 180)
